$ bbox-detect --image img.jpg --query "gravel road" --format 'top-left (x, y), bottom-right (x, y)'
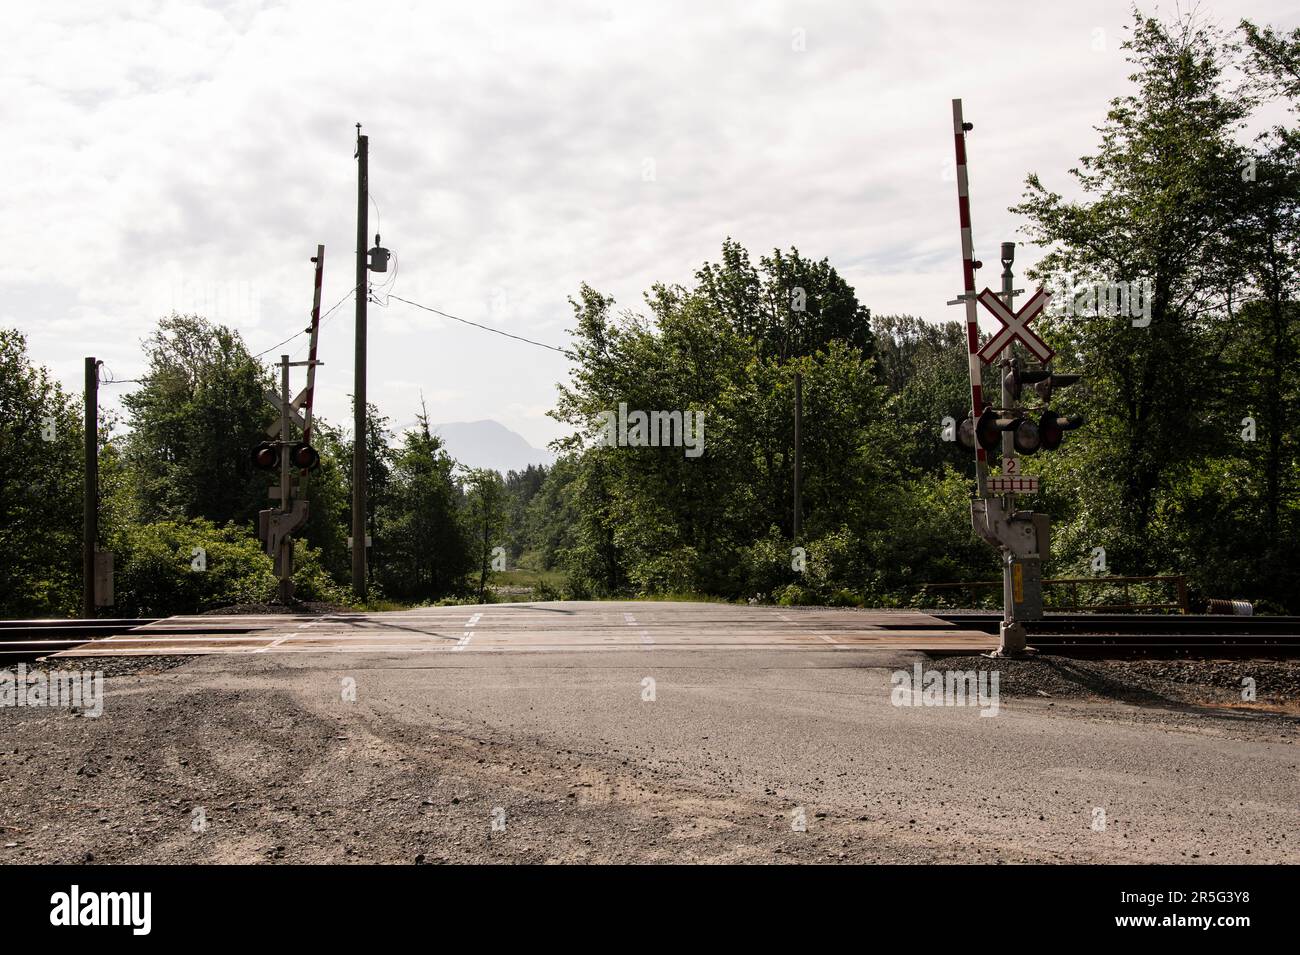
top-left (2, 648), bottom-right (1296, 864)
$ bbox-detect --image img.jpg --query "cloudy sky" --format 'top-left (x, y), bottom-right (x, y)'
top-left (3, 0), bottom-right (1295, 449)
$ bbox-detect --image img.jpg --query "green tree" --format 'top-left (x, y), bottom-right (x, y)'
top-left (0, 329), bottom-right (83, 616)
top-left (463, 468), bottom-right (508, 600)
top-left (335, 400), bottom-right (394, 591)
top-left (1233, 20), bottom-right (1300, 593)
top-left (1012, 11), bottom-right (1252, 568)
top-left (502, 464), bottom-right (547, 564)
top-left (381, 412), bottom-right (470, 600)
top-left (524, 455), bottom-right (582, 573)
top-left (693, 238), bottom-right (876, 362)
top-left (300, 418), bottom-right (354, 582)
top-left (550, 241), bottom-right (914, 599)
top-left (872, 315), bottom-right (974, 477)
top-left (122, 314), bottom-right (272, 528)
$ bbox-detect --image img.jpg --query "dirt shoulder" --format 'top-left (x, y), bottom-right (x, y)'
top-left (933, 654), bottom-right (1300, 716)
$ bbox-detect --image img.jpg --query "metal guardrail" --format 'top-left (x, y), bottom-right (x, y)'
top-left (918, 575), bottom-right (1189, 614)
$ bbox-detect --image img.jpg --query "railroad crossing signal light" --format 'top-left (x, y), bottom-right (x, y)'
top-left (958, 407), bottom-right (1034, 453)
top-left (251, 441), bottom-right (279, 471)
top-left (1004, 364), bottom-right (1051, 402)
top-left (974, 408), bottom-right (1010, 452)
top-left (959, 407), bottom-right (1045, 454)
top-left (290, 443), bottom-right (320, 471)
top-left (1011, 417), bottom-right (1041, 455)
top-left (1038, 411), bottom-right (1084, 451)
top-left (1005, 363), bottom-right (1081, 402)
top-left (1033, 372), bottom-right (1080, 402)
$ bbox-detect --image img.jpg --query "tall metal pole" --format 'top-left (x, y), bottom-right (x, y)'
top-left (793, 372), bottom-right (802, 542)
top-left (303, 244), bottom-right (325, 445)
top-left (999, 245), bottom-right (1017, 635)
top-left (999, 241), bottom-right (1043, 633)
top-left (82, 357), bottom-right (98, 617)
top-left (950, 99), bottom-right (988, 498)
top-left (352, 126), bottom-right (369, 599)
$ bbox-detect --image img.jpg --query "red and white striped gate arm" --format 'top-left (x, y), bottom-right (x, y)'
top-left (302, 244), bottom-right (324, 444)
top-left (951, 99), bottom-right (988, 495)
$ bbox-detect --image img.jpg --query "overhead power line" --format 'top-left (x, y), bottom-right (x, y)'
top-left (388, 294), bottom-right (573, 357)
top-left (252, 284), bottom-right (359, 359)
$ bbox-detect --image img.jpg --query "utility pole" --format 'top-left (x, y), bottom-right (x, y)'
top-left (82, 356), bottom-right (98, 617)
top-left (793, 371), bottom-right (802, 541)
top-left (352, 124), bottom-right (369, 599)
top-left (278, 354), bottom-right (294, 604)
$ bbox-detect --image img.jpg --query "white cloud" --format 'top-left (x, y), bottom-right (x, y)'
top-left (2, 0), bottom-right (1295, 449)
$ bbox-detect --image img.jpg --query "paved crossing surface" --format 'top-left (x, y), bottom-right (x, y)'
top-left (52, 601), bottom-right (997, 656)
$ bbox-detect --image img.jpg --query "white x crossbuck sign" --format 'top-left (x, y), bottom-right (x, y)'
top-left (976, 287), bottom-right (1054, 364)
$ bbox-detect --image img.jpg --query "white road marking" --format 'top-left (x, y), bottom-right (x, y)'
top-left (453, 632), bottom-right (472, 652)
top-left (467, 613), bottom-right (482, 627)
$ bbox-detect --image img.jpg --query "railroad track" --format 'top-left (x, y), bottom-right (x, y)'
top-left (0, 618), bottom-right (161, 657)
top-left (2, 612), bottom-right (1298, 660)
top-left (933, 612), bottom-right (1300, 657)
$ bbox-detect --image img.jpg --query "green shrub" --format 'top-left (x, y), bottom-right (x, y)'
top-left (109, 518), bottom-right (344, 616)
top-left (111, 519), bottom-right (276, 616)
top-left (292, 542), bottom-right (350, 605)
top-left (775, 583), bottom-right (816, 606)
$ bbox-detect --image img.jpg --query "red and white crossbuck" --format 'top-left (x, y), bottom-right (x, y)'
top-left (977, 287), bottom-right (1054, 364)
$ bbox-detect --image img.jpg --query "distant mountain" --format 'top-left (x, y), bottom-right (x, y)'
top-left (432, 419), bottom-right (555, 475)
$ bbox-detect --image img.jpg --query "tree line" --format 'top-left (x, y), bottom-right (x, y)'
top-left (1, 9), bottom-right (1296, 617)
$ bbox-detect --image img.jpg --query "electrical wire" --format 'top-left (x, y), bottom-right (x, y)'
top-left (252, 284), bottom-right (359, 359)
top-left (388, 294), bottom-right (573, 357)
top-left (368, 253), bottom-right (400, 307)
top-left (98, 361), bottom-right (144, 386)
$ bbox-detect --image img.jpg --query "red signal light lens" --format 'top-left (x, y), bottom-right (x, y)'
top-left (291, 444), bottom-right (320, 470)
top-left (251, 442), bottom-right (279, 470)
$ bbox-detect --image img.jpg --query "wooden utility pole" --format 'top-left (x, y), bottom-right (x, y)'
top-left (82, 356), bottom-right (98, 617)
top-left (278, 354), bottom-right (294, 604)
top-left (352, 126), bottom-right (369, 599)
top-left (793, 371), bottom-right (802, 541)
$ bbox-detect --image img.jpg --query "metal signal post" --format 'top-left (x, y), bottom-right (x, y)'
top-left (254, 251), bottom-right (326, 603)
top-left (947, 100), bottom-right (1086, 656)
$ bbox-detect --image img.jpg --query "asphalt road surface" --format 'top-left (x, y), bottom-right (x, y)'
top-left (2, 602), bottom-right (1295, 864)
